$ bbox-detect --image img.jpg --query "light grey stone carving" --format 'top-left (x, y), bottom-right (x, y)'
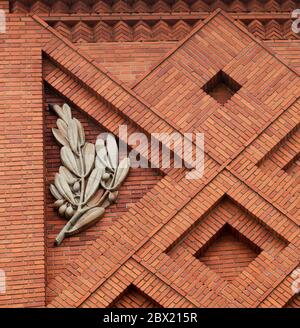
top-left (49, 103), bottom-right (130, 246)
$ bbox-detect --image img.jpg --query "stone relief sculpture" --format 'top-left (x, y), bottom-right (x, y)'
top-left (49, 103), bottom-right (130, 246)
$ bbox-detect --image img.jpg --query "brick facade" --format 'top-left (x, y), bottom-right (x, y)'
top-left (0, 1), bottom-right (299, 308)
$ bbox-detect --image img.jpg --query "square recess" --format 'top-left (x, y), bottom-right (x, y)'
top-left (195, 223), bottom-right (261, 282)
top-left (202, 71), bottom-right (241, 105)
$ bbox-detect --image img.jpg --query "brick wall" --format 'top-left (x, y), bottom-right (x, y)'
top-left (44, 86), bottom-right (163, 301)
top-left (0, 16), bottom-right (48, 307)
top-left (77, 42), bottom-right (176, 87)
top-left (0, 5), bottom-right (299, 308)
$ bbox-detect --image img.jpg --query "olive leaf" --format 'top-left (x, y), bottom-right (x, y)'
top-left (87, 189), bottom-right (104, 207)
top-left (50, 104), bottom-right (69, 123)
top-left (74, 118), bottom-right (85, 147)
top-left (56, 119), bottom-right (68, 138)
top-left (54, 173), bottom-right (76, 205)
top-left (83, 143), bottom-right (95, 176)
top-left (62, 103), bottom-right (72, 122)
top-left (111, 158), bottom-right (131, 191)
top-left (67, 119), bottom-right (79, 154)
top-left (52, 128), bottom-right (69, 147)
top-left (61, 146), bottom-right (80, 177)
top-left (95, 138), bottom-right (111, 169)
top-left (50, 184), bottom-right (62, 200)
top-left (59, 166), bottom-right (77, 185)
top-left (106, 134), bottom-right (119, 170)
top-left (84, 167), bottom-right (103, 203)
top-left (65, 207), bottom-right (105, 236)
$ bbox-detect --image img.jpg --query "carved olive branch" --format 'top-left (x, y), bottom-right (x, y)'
top-left (49, 103), bottom-right (130, 246)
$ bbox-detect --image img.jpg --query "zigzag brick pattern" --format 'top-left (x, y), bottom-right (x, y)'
top-left (9, 1), bottom-right (300, 41)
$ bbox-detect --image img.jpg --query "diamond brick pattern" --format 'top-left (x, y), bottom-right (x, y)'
top-left (112, 285), bottom-right (162, 308)
top-left (0, 2), bottom-right (299, 309)
top-left (196, 224), bottom-right (261, 282)
top-left (202, 71), bottom-right (242, 105)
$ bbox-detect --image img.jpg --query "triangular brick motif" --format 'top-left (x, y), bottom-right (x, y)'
top-left (112, 0), bottom-right (131, 13)
top-left (133, 0), bottom-right (149, 13)
top-left (265, 20), bottom-right (283, 39)
top-left (152, 20), bottom-right (171, 40)
top-left (51, 0), bottom-right (69, 13)
top-left (173, 0), bottom-right (190, 12)
top-left (94, 21), bottom-right (112, 42)
top-left (248, 0), bottom-right (264, 12)
top-left (113, 21), bottom-right (133, 41)
top-left (281, 0), bottom-right (297, 11)
top-left (53, 22), bottom-right (71, 41)
top-left (134, 21), bottom-right (152, 41)
top-left (72, 22), bottom-right (93, 43)
top-left (282, 20), bottom-right (298, 39)
top-left (172, 20), bottom-right (191, 40)
top-left (70, 0), bottom-right (90, 14)
top-left (11, 0), bottom-right (28, 13)
top-left (93, 0), bottom-right (111, 13)
top-left (152, 0), bottom-right (170, 13)
top-left (265, 0), bottom-right (281, 12)
top-left (211, 0), bottom-right (228, 11)
top-left (30, 0), bottom-right (50, 14)
top-left (248, 20), bottom-right (266, 39)
top-left (191, 0), bottom-right (209, 11)
top-left (230, 0), bottom-right (247, 12)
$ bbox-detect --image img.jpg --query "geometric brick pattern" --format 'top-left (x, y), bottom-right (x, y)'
top-left (0, 2), bottom-right (299, 308)
top-left (167, 196), bottom-right (287, 286)
top-left (202, 71), bottom-right (242, 105)
top-left (111, 285), bottom-right (162, 308)
top-left (44, 86), bottom-right (163, 288)
top-left (197, 225), bottom-right (260, 282)
top-left (10, 1), bottom-right (300, 41)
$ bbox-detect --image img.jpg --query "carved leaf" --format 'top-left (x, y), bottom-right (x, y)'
top-left (87, 189), bottom-right (104, 207)
top-left (56, 119), bottom-right (68, 138)
top-left (54, 173), bottom-right (76, 205)
top-left (50, 184), bottom-right (62, 200)
top-left (59, 166), bottom-right (77, 185)
top-left (61, 146), bottom-right (80, 176)
top-left (111, 157), bottom-right (130, 191)
top-left (74, 118), bottom-right (85, 147)
top-left (83, 143), bottom-right (95, 176)
top-left (67, 119), bottom-right (79, 153)
top-left (84, 167), bottom-right (103, 203)
top-left (50, 104), bottom-right (69, 123)
top-left (95, 138), bottom-right (111, 169)
top-left (65, 207), bottom-right (105, 236)
top-left (62, 103), bottom-right (72, 122)
top-left (52, 128), bottom-right (69, 147)
top-left (106, 134), bottom-right (119, 169)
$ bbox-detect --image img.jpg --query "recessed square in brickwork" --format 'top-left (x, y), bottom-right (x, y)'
top-left (202, 71), bottom-right (241, 105)
top-left (111, 285), bottom-right (162, 308)
top-left (195, 223), bottom-right (261, 282)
